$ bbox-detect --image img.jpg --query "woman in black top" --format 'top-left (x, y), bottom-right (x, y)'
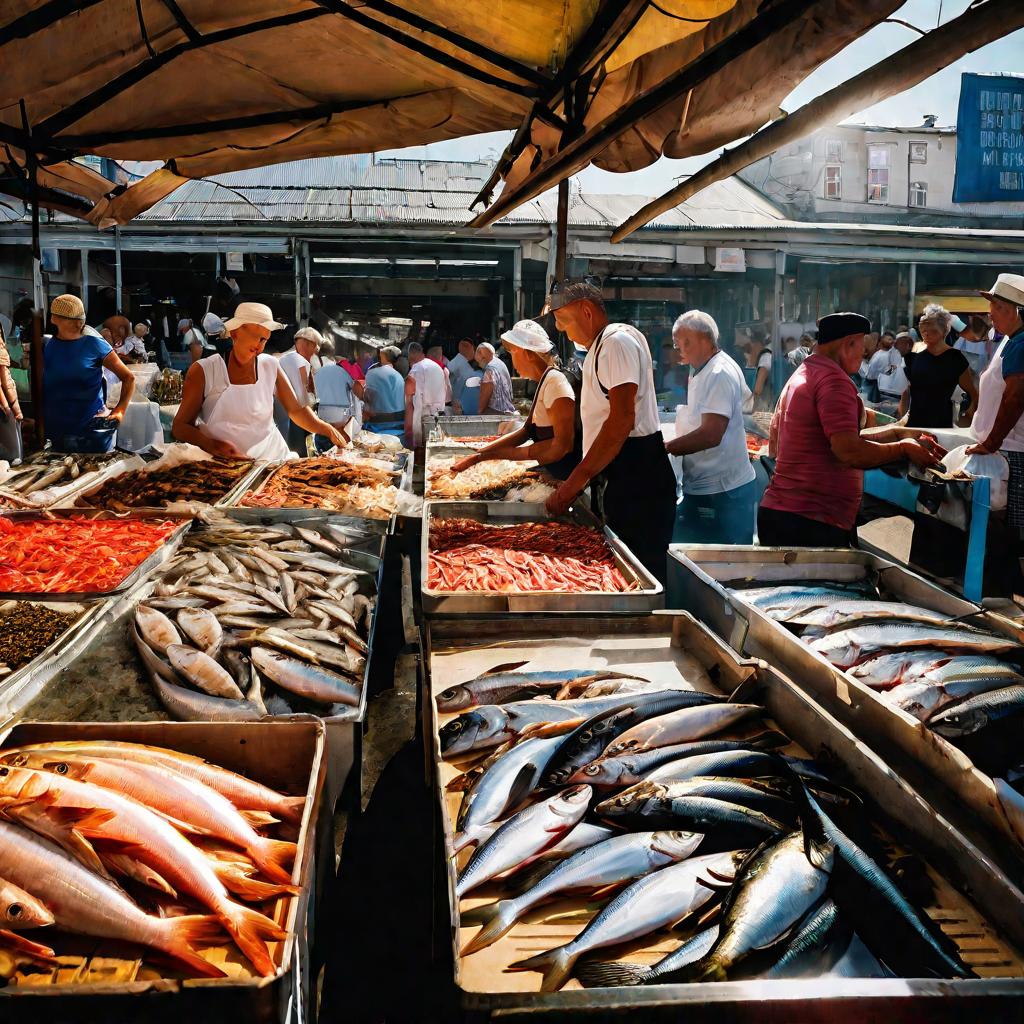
top-left (900, 304), bottom-right (978, 428)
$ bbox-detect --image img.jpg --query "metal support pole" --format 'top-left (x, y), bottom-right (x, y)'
top-left (293, 240), bottom-right (301, 327)
top-left (554, 178), bottom-right (569, 284)
top-left (513, 244), bottom-right (523, 321)
top-left (303, 240), bottom-right (311, 323)
top-left (80, 248), bottom-right (89, 315)
top-left (21, 101), bottom-right (45, 447)
top-left (907, 261), bottom-right (917, 328)
top-left (114, 226), bottom-right (123, 313)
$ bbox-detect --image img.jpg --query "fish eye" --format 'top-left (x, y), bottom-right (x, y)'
top-left (0, 767), bottom-right (7, 777)
top-left (7, 904), bottom-right (21, 918)
top-left (583, 765), bottom-right (600, 776)
top-left (53, 763), bottom-right (68, 775)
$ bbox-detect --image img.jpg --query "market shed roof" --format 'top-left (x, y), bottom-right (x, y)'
top-left (0, 0), bottom-right (904, 226)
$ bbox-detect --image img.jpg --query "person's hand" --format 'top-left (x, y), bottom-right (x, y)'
top-left (326, 425), bottom-right (350, 450)
top-left (545, 482), bottom-right (577, 516)
top-left (902, 438), bottom-right (944, 470)
top-left (452, 401), bottom-right (463, 415)
top-left (108, 408), bottom-right (125, 422)
top-left (916, 434), bottom-right (947, 460)
top-left (206, 438), bottom-right (246, 460)
top-left (965, 442), bottom-right (993, 456)
top-left (452, 454), bottom-right (479, 474)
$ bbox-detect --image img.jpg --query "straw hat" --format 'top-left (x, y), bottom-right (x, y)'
top-left (500, 319), bottom-right (553, 353)
top-left (224, 301), bottom-right (285, 333)
top-left (50, 294), bottom-right (85, 320)
top-left (980, 273), bottom-right (1024, 307)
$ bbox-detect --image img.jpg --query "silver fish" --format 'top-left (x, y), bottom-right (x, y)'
top-left (602, 704), bottom-right (763, 757)
top-left (176, 608), bottom-right (223, 656)
top-left (737, 585), bottom-right (869, 614)
top-left (847, 649), bottom-right (955, 689)
top-left (455, 786), bottom-right (591, 899)
top-left (251, 647), bottom-right (361, 706)
top-left (166, 644), bottom-right (244, 700)
top-left (787, 600), bottom-right (952, 631)
top-left (809, 623), bottom-right (1017, 668)
top-left (135, 605), bottom-right (183, 654)
top-left (929, 684), bottom-right (1024, 737)
top-left (886, 676), bottom-right (1015, 721)
top-left (576, 925), bottom-right (720, 988)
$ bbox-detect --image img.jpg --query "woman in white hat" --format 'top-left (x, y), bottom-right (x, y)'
top-left (172, 301), bottom-right (348, 461)
top-left (43, 293), bottom-right (136, 451)
top-left (453, 319), bottom-right (580, 481)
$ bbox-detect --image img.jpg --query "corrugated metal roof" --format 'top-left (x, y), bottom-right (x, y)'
top-left (137, 154), bottom-right (787, 231)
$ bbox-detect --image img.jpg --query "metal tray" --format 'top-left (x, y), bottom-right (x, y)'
top-left (0, 510), bottom-right (193, 601)
top-left (425, 611), bottom-right (1024, 1018)
top-left (421, 501), bottom-right (663, 615)
top-left (666, 544), bottom-right (1024, 879)
top-left (0, 450), bottom-right (140, 510)
top-left (428, 415), bottom-right (519, 442)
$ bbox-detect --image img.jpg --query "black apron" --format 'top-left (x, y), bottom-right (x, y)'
top-left (523, 366), bottom-right (582, 482)
top-left (589, 328), bottom-right (675, 584)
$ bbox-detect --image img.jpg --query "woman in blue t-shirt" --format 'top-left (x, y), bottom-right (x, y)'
top-left (43, 294), bottom-right (135, 451)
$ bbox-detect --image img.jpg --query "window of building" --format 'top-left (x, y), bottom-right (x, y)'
top-left (825, 139), bottom-right (842, 162)
top-left (824, 165), bottom-right (842, 200)
top-left (909, 141), bottom-right (928, 164)
top-left (909, 181), bottom-right (927, 208)
top-left (867, 144), bottom-right (890, 203)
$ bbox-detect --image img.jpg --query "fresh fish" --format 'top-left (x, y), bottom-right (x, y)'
top-left (559, 678), bottom-right (692, 701)
top-left (929, 684), bottom-right (1024, 737)
top-left (2, 741), bottom-right (307, 824)
top-left (0, 771), bottom-right (286, 976)
top-left (166, 644), bottom-right (244, 700)
top-left (572, 734), bottom-right (789, 787)
top-left (176, 607), bottom-right (223, 656)
top-left (13, 751), bottom-right (297, 887)
top-left (886, 676), bottom-right (1014, 721)
top-left (436, 666), bottom-right (647, 713)
top-left (454, 736), bottom-right (563, 851)
top-left (135, 605), bottom-right (183, 654)
top-left (499, 824), bottom-right (619, 892)
top-left (602, 704), bottom-right (764, 757)
top-left (849, 650), bottom-right (960, 689)
top-left (763, 899), bottom-right (853, 979)
top-left (242, 628), bottom-right (361, 674)
top-left (809, 623), bottom-right (1017, 668)
top-left (686, 830), bottom-right (834, 981)
top-left (575, 925), bottom-right (720, 988)
top-left (827, 933), bottom-right (892, 978)
top-left (0, 875), bottom-right (54, 929)
top-left (508, 851), bottom-right (742, 991)
top-left (279, 571), bottom-right (298, 615)
top-left (786, 600), bottom-right (952, 631)
top-left (251, 647), bottom-right (361, 706)
top-left (293, 525), bottom-right (344, 556)
top-left (461, 830), bottom-right (703, 954)
top-left (645, 748), bottom-right (789, 785)
top-left (456, 786), bottom-right (591, 898)
top-left (0, 822), bottom-right (223, 977)
top-left (737, 585), bottom-right (871, 613)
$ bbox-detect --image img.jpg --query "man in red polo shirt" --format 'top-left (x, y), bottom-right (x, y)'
top-left (759, 312), bottom-right (944, 547)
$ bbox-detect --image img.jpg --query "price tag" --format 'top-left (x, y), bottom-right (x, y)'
top-left (836, 677), bottom-right (851, 705)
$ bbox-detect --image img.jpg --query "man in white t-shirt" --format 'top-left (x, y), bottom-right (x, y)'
top-left (405, 341), bottom-right (447, 447)
top-left (665, 311), bottom-right (757, 544)
top-left (544, 280), bottom-right (676, 582)
top-left (278, 328), bottom-right (320, 454)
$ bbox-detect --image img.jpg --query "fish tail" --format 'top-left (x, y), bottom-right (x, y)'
top-left (252, 838), bottom-right (297, 883)
top-left (278, 797), bottom-right (307, 825)
top-left (574, 960), bottom-right (651, 988)
top-left (452, 828), bottom-right (485, 854)
top-left (507, 946), bottom-right (576, 991)
top-left (213, 860), bottom-right (301, 902)
top-left (163, 915), bottom-right (229, 978)
top-left (694, 956), bottom-right (729, 983)
top-left (461, 900), bottom-right (519, 954)
top-left (222, 902), bottom-right (288, 977)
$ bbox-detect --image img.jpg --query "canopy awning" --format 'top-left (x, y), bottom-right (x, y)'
top-left (0, 0), bottom-right (907, 227)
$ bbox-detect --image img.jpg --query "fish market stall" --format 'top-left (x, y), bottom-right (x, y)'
top-left (10, 511), bottom-right (382, 807)
top-left (422, 502), bottom-right (663, 615)
top-left (0, 450), bottom-right (136, 510)
top-left (425, 454), bottom-right (555, 504)
top-left (424, 611), bottom-right (1024, 1017)
top-left (0, 719), bottom-right (329, 1023)
top-left (428, 416), bottom-right (519, 445)
top-left (666, 545), bottom-right (1024, 879)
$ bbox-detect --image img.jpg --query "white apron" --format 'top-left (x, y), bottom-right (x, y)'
top-left (199, 353), bottom-right (293, 462)
top-left (972, 338), bottom-right (1024, 453)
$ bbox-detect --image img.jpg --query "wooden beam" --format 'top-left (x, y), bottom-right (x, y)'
top-left (610, 0), bottom-right (1024, 241)
top-left (469, 0), bottom-right (816, 228)
top-left (0, 0), bottom-right (103, 46)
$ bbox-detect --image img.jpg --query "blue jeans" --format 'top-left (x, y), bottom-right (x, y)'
top-left (674, 478), bottom-right (757, 545)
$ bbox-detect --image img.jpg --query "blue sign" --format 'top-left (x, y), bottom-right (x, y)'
top-left (953, 72), bottom-right (1024, 203)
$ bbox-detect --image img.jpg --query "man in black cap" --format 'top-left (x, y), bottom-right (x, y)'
top-left (543, 280), bottom-right (676, 582)
top-left (759, 311), bottom-right (943, 547)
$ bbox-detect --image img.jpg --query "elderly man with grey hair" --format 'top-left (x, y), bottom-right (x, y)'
top-left (664, 310), bottom-right (757, 543)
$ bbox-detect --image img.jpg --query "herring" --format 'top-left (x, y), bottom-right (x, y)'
top-left (251, 646), bottom-right (361, 706)
top-left (166, 644), bottom-right (244, 700)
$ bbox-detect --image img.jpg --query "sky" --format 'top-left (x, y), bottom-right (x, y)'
top-left (378, 0), bottom-right (1024, 197)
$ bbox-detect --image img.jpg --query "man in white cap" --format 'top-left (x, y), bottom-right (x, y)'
top-left (543, 280), bottom-right (675, 582)
top-left (278, 326), bottom-right (321, 455)
top-left (172, 301), bottom-right (347, 461)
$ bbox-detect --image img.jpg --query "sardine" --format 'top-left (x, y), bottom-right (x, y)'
top-left (455, 786), bottom-right (591, 898)
top-left (929, 684), bottom-right (1024, 737)
top-left (251, 647), bottom-right (361, 706)
top-left (461, 830), bottom-right (702, 954)
top-left (810, 623), bottom-right (1017, 668)
top-left (602, 704), bottom-right (764, 757)
top-left (166, 644), bottom-right (244, 700)
top-left (848, 650), bottom-right (957, 689)
top-left (642, 749), bottom-right (791, 785)
top-left (575, 924), bottom-right (720, 988)
top-left (786, 600), bottom-right (952, 631)
top-left (886, 676), bottom-right (1014, 721)
top-left (763, 899), bottom-right (854, 979)
top-left (507, 851), bottom-right (742, 991)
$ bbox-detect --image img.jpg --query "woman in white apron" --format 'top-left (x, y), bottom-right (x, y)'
top-left (172, 302), bottom-right (349, 461)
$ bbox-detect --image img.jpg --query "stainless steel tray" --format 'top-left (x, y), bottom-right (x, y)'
top-left (429, 415), bottom-right (519, 442)
top-left (667, 544), bottom-right (1024, 878)
top-left (422, 501), bottom-right (663, 615)
top-left (0, 510), bottom-right (193, 601)
top-left (425, 611), bottom-right (1024, 1016)
top-left (0, 450), bottom-right (140, 510)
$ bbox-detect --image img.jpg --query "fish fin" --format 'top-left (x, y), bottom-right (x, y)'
top-left (695, 875), bottom-right (734, 892)
top-left (41, 804), bottom-right (117, 831)
top-left (239, 809), bottom-right (280, 830)
top-left (102, 852), bottom-right (178, 897)
top-left (278, 797), bottom-right (306, 825)
top-left (506, 947), bottom-right (577, 992)
top-left (222, 903), bottom-right (288, 977)
top-left (252, 838), bottom-right (297, 884)
top-left (693, 902), bottom-right (724, 929)
top-left (214, 861), bottom-right (301, 902)
top-left (749, 730), bottom-right (791, 751)
top-left (479, 661), bottom-right (531, 676)
top-left (446, 771), bottom-right (480, 794)
top-left (0, 929), bottom-right (57, 963)
top-left (163, 915), bottom-right (229, 978)
top-left (575, 959), bottom-right (650, 988)
top-left (505, 763), bottom-right (540, 813)
top-left (521, 717), bottom-right (587, 739)
top-left (461, 900), bottom-right (519, 954)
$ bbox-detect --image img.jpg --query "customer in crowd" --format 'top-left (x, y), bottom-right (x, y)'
top-left (314, 351), bottom-right (359, 449)
top-left (784, 335), bottom-right (811, 369)
top-left (112, 322), bottom-right (148, 364)
top-left (427, 344), bottom-right (452, 405)
top-left (338, 346), bottom-right (366, 388)
top-left (44, 294), bottom-right (135, 451)
top-left (447, 338), bottom-right (478, 414)
top-left (0, 320), bottom-right (22, 460)
top-left (476, 341), bottom-right (516, 416)
top-left (405, 341), bottom-right (447, 447)
top-left (544, 280), bottom-right (675, 582)
top-left (900, 303), bottom-right (977, 428)
top-left (666, 311), bottom-right (757, 544)
top-left (955, 314), bottom-right (995, 377)
top-left (394, 346), bottom-right (410, 378)
top-left (103, 313), bottom-right (132, 351)
top-left (363, 345), bottom-right (406, 433)
top-left (759, 312), bottom-right (943, 548)
top-left (746, 332), bottom-right (774, 412)
top-left (278, 326), bottom-right (321, 455)
top-left (179, 318), bottom-right (211, 363)
top-left (202, 312), bottom-right (229, 359)
top-left (454, 319), bottom-right (580, 481)
top-left (863, 330), bottom-right (900, 404)
top-left (878, 331), bottom-right (912, 410)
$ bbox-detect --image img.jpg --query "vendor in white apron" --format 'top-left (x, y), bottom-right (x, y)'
top-left (172, 302), bottom-right (349, 461)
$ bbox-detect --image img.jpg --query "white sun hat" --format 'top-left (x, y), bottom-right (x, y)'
top-left (224, 301), bottom-right (285, 333)
top-left (500, 319), bottom-right (553, 353)
top-left (980, 273), bottom-right (1024, 307)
